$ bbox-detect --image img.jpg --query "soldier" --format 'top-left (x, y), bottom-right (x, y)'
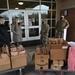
top-left (56, 15), bottom-right (69, 38)
top-left (40, 19), bottom-right (50, 47)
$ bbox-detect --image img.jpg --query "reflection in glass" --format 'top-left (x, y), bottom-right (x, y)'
top-left (48, 20), bottom-right (51, 27)
top-left (52, 20), bottom-right (56, 27)
top-left (5, 21), bottom-right (10, 30)
top-left (49, 28), bottom-right (55, 37)
top-left (48, 10), bottom-right (51, 19)
top-left (41, 10), bottom-right (48, 19)
top-left (28, 12), bottom-right (39, 26)
top-left (22, 29), bottom-right (25, 37)
top-left (0, 0), bottom-right (7, 8)
top-left (52, 3), bottom-right (56, 9)
top-left (29, 28), bottom-right (39, 37)
top-left (52, 28), bottom-right (55, 37)
top-left (11, 12), bottom-right (25, 26)
top-left (48, 29), bottom-right (51, 37)
top-left (52, 11), bottom-right (56, 18)
top-left (41, 0), bottom-right (51, 10)
top-left (0, 10), bottom-right (9, 20)
top-left (41, 2), bottom-right (51, 9)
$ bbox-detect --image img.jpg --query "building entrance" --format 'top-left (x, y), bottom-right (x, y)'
top-left (9, 10), bottom-right (41, 42)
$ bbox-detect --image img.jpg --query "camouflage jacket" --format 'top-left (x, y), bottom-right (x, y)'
top-left (56, 19), bottom-right (69, 32)
top-left (40, 23), bottom-right (50, 37)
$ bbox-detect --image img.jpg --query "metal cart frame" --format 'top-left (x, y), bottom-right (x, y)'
top-left (38, 69), bottom-right (75, 75)
top-left (0, 67), bottom-right (25, 75)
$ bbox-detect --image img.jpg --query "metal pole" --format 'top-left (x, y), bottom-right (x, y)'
top-left (19, 69), bottom-right (23, 75)
top-left (60, 71), bottom-right (62, 75)
top-left (40, 0), bottom-right (41, 10)
top-left (7, 0), bottom-right (9, 9)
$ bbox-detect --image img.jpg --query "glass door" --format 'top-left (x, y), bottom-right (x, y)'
top-left (9, 10), bottom-right (27, 42)
top-left (9, 10), bottom-right (41, 42)
top-left (26, 10), bottom-right (41, 41)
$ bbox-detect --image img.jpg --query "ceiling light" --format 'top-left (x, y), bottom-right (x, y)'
top-left (15, 8), bottom-right (19, 9)
top-left (18, 2), bottom-right (24, 5)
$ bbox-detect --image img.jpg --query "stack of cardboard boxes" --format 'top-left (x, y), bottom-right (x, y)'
top-left (10, 44), bottom-right (27, 69)
top-left (0, 44), bottom-right (27, 71)
top-left (49, 38), bottom-right (69, 70)
top-left (0, 45), bottom-right (11, 71)
top-left (35, 47), bottom-right (49, 70)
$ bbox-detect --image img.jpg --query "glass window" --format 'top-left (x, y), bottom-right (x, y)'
top-left (28, 12), bottom-right (39, 26)
top-left (0, 0), bottom-right (57, 41)
top-left (41, 1), bottom-right (51, 9)
top-left (52, 28), bottom-right (55, 37)
top-left (9, 0), bottom-right (39, 9)
top-left (0, 10), bottom-right (9, 20)
top-left (34, 5), bottom-right (49, 20)
top-left (0, 0), bottom-right (7, 8)
top-left (48, 21), bottom-right (51, 37)
top-left (48, 10), bottom-right (51, 19)
top-left (49, 28), bottom-right (55, 37)
top-left (52, 3), bottom-right (56, 9)
top-left (48, 20), bottom-right (51, 26)
top-left (22, 29), bottom-right (25, 37)
top-left (11, 11), bottom-right (25, 26)
top-left (29, 28), bottom-right (39, 37)
top-left (52, 11), bottom-right (56, 18)
top-left (52, 20), bottom-right (56, 27)
top-left (41, 10), bottom-right (48, 19)
top-left (0, 10), bottom-right (10, 31)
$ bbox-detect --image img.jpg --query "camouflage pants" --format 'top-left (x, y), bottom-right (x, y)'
top-left (56, 31), bottom-right (64, 38)
top-left (40, 36), bottom-right (49, 47)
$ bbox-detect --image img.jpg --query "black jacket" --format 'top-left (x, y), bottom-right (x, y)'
top-left (0, 24), bottom-right (10, 47)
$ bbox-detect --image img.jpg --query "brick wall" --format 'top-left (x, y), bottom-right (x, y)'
top-left (61, 8), bottom-right (75, 41)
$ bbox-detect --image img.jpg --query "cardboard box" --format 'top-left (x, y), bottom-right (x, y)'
top-left (62, 40), bottom-right (69, 46)
top-left (49, 38), bottom-right (63, 44)
top-left (51, 65), bottom-right (62, 70)
top-left (11, 53), bottom-right (27, 69)
top-left (2, 45), bottom-right (10, 56)
top-left (35, 55), bottom-right (48, 70)
top-left (53, 60), bottom-right (64, 66)
top-left (0, 54), bottom-right (11, 71)
top-left (50, 49), bottom-right (67, 60)
top-left (35, 64), bottom-right (48, 70)
top-left (50, 44), bottom-right (62, 49)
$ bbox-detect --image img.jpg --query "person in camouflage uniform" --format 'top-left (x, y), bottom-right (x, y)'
top-left (56, 15), bottom-right (69, 38)
top-left (40, 19), bottom-right (50, 47)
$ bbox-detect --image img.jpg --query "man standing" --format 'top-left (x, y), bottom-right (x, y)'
top-left (40, 19), bottom-right (50, 47)
top-left (56, 15), bottom-right (69, 38)
top-left (0, 16), bottom-right (10, 47)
